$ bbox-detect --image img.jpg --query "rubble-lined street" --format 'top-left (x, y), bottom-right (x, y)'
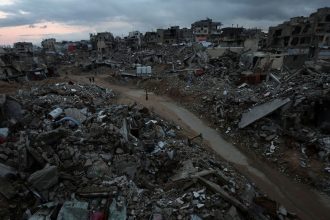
top-left (74, 74), bottom-right (330, 220)
top-left (0, 78), bottom-right (306, 220)
top-left (1, 4), bottom-right (330, 220)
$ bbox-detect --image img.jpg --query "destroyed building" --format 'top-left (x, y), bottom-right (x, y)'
top-left (191, 18), bottom-right (222, 43)
top-left (156, 26), bottom-right (193, 45)
top-left (220, 27), bottom-right (245, 47)
top-left (41, 38), bottom-right (56, 52)
top-left (90, 32), bottom-right (115, 55)
top-left (124, 31), bottom-right (143, 50)
top-left (13, 42), bottom-right (33, 54)
top-left (179, 28), bottom-right (194, 43)
top-left (144, 32), bottom-right (158, 46)
top-left (218, 28), bottom-right (266, 51)
top-left (268, 7), bottom-right (330, 59)
top-left (159, 26), bottom-right (181, 44)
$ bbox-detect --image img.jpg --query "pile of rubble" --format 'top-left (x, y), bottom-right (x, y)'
top-left (208, 50), bottom-right (240, 78)
top-left (190, 62), bottom-right (330, 189)
top-left (137, 54), bottom-right (330, 193)
top-left (0, 82), bottom-right (297, 219)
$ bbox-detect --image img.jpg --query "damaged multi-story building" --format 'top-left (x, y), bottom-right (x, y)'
top-left (219, 27), bottom-right (267, 50)
top-left (125, 31), bottom-right (143, 50)
top-left (13, 42), bottom-right (33, 54)
top-left (41, 38), bottom-right (56, 52)
top-left (162, 26), bottom-right (180, 44)
top-left (90, 32), bottom-right (115, 56)
top-left (12, 42), bottom-right (35, 71)
top-left (268, 7), bottom-right (330, 60)
top-left (156, 26), bottom-right (193, 45)
top-left (191, 18), bottom-right (221, 43)
top-left (144, 32), bottom-right (158, 46)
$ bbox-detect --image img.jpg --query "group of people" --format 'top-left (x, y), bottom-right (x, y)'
top-left (88, 77), bottom-right (95, 83)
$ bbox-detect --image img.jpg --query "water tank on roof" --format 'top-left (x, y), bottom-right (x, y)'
top-left (146, 66), bottom-right (152, 75)
top-left (136, 66), bottom-right (142, 75)
top-left (141, 66), bottom-right (147, 75)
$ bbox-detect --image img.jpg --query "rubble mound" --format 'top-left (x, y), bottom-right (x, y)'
top-left (0, 82), bottom-right (296, 219)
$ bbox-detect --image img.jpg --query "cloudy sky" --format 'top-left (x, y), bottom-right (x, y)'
top-left (0, 0), bottom-right (328, 45)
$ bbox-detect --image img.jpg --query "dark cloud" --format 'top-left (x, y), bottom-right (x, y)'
top-left (40, 25), bottom-right (47, 29)
top-left (0, 0), bottom-right (329, 33)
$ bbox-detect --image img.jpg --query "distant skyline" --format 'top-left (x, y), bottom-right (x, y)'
top-left (0, 0), bottom-right (329, 45)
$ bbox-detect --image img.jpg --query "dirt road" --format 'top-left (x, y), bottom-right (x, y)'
top-left (71, 75), bottom-right (330, 220)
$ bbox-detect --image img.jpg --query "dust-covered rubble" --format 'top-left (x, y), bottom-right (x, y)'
top-left (0, 82), bottom-right (297, 219)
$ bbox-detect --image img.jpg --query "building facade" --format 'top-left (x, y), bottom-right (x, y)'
top-left (13, 42), bottom-right (33, 54)
top-left (191, 18), bottom-right (222, 42)
top-left (41, 38), bottom-right (56, 51)
top-left (90, 32), bottom-right (115, 55)
top-left (268, 7), bottom-right (330, 49)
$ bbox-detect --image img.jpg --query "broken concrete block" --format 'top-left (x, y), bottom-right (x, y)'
top-left (0, 128), bottom-right (9, 138)
top-left (64, 108), bottom-right (87, 123)
top-left (0, 162), bottom-right (17, 178)
top-left (28, 202), bottom-right (59, 220)
top-left (0, 154), bottom-right (8, 161)
top-left (155, 125), bottom-right (165, 138)
top-left (116, 148), bottom-right (124, 154)
top-left (238, 98), bottom-right (290, 128)
top-left (152, 213), bottom-right (163, 220)
top-left (36, 128), bottom-right (71, 145)
top-left (171, 160), bottom-right (198, 181)
top-left (28, 165), bottom-right (58, 191)
top-left (108, 198), bottom-right (127, 220)
top-left (225, 206), bottom-right (241, 220)
top-left (190, 214), bottom-right (203, 220)
top-left (166, 129), bottom-right (176, 137)
top-left (57, 201), bottom-right (89, 220)
top-left (4, 99), bottom-right (23, 123)
top-left (120, 119), bottom-right (128, 142)
top-left (49, 107), bottom-right (63, 119)
top-left (0, 177), bottom-right (16, 199)
top-left (86, 160), bottom-right (111, 179)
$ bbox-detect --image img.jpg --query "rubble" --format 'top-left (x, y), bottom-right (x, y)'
top-left (28, 165), bottom-right (58, 191)
top-left (238, 98), bottom-right (291, 128)
top-left (128, 40), bottom-right (330, 196)
top-left (0, 82), bottom-right (295, 219)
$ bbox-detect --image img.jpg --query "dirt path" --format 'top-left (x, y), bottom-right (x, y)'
top-left (71, 75), bottom-right (330, 220)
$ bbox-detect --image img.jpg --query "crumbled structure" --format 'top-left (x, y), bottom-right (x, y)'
top-left (41, 38), bottom-right (56, 52)
top-left (191, 18), bottom-right (222, 43)
top-left (219, 28), bottom-right (266, 50)
top-left (13, 42), bottom-right (33, 54)
top-left (0, 83), bottom-right (296, 219)
top-left (156, 27), bottom-right (193, 45)
top-left (268, 7), bottom-right (330, 60)
top-left (144, 32), bottom-right (159, 46)
top-left (125, 31), bottom-right (143, 50)
top-left (90, 32), bottom-right (116, 55)
top-left (135, 41), bottom-right (330, 194)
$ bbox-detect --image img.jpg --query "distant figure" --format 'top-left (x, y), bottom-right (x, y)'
top-left (92, 77), bottom-right (95, 83)
top-left (4, 69), bottom-right (8, 78)
top-left (145, 89), bottom-right (148, 100)
top-left (89, 77), bottom-right (92, 83)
